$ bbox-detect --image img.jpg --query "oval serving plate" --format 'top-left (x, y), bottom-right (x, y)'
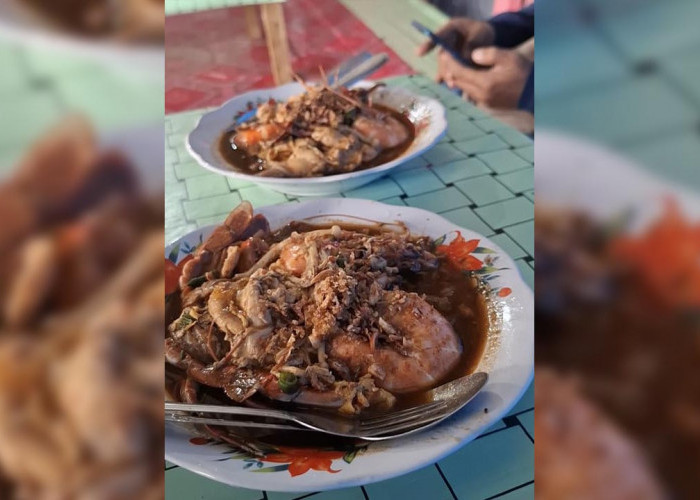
top-left (536, 130), bottom-right (700, 222)
top-left (165, 198), bottom-right (534, 492)
top-left (186, 81), bottom-right (447, 196)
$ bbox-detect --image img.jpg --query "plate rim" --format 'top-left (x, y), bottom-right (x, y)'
top-left (536, 129), bottom-right (700, 220)
top-left (164, 198), bottom-right (534, 492)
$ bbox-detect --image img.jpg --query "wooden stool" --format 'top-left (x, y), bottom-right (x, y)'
top-left (242, 1), bottom-right (293, 86)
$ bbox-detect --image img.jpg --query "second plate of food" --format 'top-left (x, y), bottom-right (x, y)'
top-left (165, 198), bottom-right (533, 492)
top-left (186, 80), bottom-right (446, 196)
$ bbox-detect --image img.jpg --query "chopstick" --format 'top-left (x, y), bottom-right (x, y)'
top-left (332, 53), bottom-right (388, 89)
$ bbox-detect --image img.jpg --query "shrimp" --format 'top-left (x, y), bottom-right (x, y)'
top-left (276, 228), bottom-right (339, 278)
top-left (329, 290), bottom-right (462, 393)
top-left (352, 114), bottom-right (408, 150)
top-left (233, 123), bottom-right (286, 150)
top-left (279, 240), bottom-right (307, 277)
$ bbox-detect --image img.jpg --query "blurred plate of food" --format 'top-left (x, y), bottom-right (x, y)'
top-left (186, 80), bottom-right (447, 196)
top-left (536, 131), bottom-right (700, 498)
top-left (164, 198), bottom-right (533, 492)
top-left (0, 116), bottom-right (164, 498)
top-left (0, 0), bottom-right (163, 77)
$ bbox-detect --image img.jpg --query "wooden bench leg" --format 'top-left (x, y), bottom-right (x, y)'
top-left (260, 3), bottom-right (293, 85)
top-left (244, 6), bottom-right (262, 40)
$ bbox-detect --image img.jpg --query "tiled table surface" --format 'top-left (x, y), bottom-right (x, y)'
top-left (165, 74), bottom-right (534, 499)
top-left (0, 41), bottom-right (163, 170)
top-left (537, 0), bottom-right (700, 190)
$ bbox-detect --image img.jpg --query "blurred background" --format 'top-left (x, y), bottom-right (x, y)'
top-left (3, 0), bottom-right (700, 498)
top-left (537, 0), bottom-right (700, 191)
top-left (0, 1), bottom-right (164, 498)
top-left (536, 0), bottom-right (700, 498)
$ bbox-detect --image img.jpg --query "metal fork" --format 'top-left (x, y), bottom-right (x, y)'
top-left (165, 372), bottom-right (488, 441)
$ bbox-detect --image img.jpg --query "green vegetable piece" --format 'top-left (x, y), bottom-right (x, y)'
top-left (278, 372), bottom-right (299, 394)
top-left (187, 275), bottom-right (207, 288)
top-left (336, 256), bottom-right (345, 268)
top-left (177, 313), bottom-right (194, 329)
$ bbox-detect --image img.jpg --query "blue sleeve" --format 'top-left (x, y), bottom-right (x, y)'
top-left (488, 4), bottom-right (534, 48)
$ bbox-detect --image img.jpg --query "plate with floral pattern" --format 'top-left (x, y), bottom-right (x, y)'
top-left (164, 198), bottom-right (533, 492)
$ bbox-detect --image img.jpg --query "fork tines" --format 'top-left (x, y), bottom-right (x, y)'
top-left (359, 400), bottom-right (449, 437)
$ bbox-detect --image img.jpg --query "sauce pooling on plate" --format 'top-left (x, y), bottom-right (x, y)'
top-left (217, 84), bottom-right (416, 178)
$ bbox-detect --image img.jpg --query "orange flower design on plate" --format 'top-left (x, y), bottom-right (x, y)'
top-left (263, 447), bottom-right (346, 477)
top-left (189, 438), bottom-right (362, 477)
top-left (436, 232), bottom-right (483, 271)
top-left (435, 231), bottom-right (512, 298)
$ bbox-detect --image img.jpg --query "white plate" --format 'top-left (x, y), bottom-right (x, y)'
top-left (0, 0), bottom-right (163, 80)
top-left (186, 81), bottom-right (447, 196)
top-left (165, 198), bottom-right (534, 492)
top-left (536, 130), bottom-right (700, 223)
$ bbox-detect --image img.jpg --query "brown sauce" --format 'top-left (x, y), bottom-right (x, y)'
top-left (217, 104), bottom-right (416, 176)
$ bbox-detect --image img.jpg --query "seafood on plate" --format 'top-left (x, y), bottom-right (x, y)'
top-left (220, 82), bottom-right (415, 178)
top-left (165, 202), bottom-right (489, 427)
top-left (535, 203), bottom-right (700, 498)
top-left (0, 116), bottom-right (164, 499)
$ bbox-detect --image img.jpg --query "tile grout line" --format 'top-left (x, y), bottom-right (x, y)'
top-left (493, 230), bottom-right (533, 261)
top-left (515, 419), bottom-right (534, 444)
top-left (434, 463), bottom-right (458, 500)
top-left (475, 422), bottom-right (516, 441)
top-left (585, 5), bottom-right (700, 113)
top-left (502, 415), bottom-right (533, 444)
top-left (499, 218), bottom-right (534, 233)
top-left (483, 480), bottom-right (534, 500)
top-left (508, 407), bottom-right (535, 418)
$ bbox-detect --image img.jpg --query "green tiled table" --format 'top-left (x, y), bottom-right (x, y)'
top-left (0, 40), bottom-right (163, 170)
top-left (537, 0), bottom-right (700, 190)
top-left (165, 74), bottom-right (534, 499)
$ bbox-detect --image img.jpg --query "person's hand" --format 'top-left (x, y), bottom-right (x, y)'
top-left (439, 46), bottom-right (532, 109)
top-left (416, 18), bottom-right (495, 60)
